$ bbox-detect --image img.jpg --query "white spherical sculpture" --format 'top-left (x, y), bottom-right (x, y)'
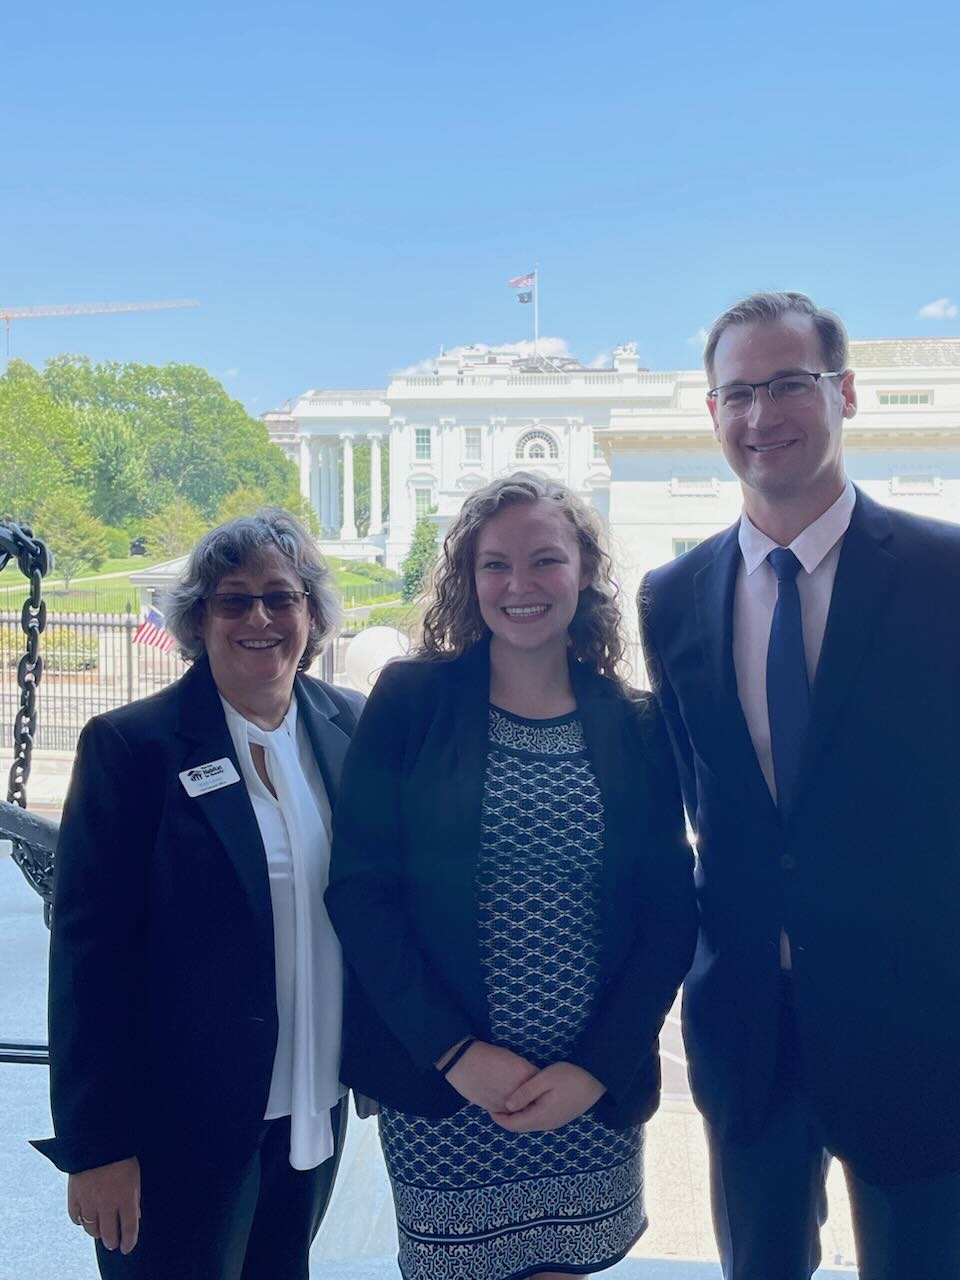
top-left (343, 626), bottom-right (411, 694)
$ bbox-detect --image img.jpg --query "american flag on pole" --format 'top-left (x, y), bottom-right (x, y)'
top-left (132, 607), bottom-right (177, 654)
top-left (508, 272), bottom-right (535, 289)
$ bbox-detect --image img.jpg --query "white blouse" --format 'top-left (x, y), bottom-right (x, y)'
top-left (221, 694), bottom-right (345, 1169)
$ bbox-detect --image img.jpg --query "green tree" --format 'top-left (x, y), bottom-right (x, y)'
top-left (216, 486), bottom-right (271, 524)
top-left (351, 440), bottom-right (390, 538)
top-left (35, 492), bottom-right (110, 591)
top-left (0, 361), bottom-right (91, 523)
top-left (401, 515), bottom-right (439, 603)
top-left (44, 355), bottom-right (297, 520)
top-left (81, 408), bottom-right (150, 526)
top-left (142, 498), bottom-right (209, 559)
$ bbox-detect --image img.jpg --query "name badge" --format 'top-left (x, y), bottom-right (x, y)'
top-left (179, 758), bottom-right (241, 797)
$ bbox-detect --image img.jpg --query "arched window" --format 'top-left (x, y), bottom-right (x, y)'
top-left (516, 430), bottom-right (559, 461)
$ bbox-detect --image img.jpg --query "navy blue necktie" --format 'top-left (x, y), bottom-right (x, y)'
top-left (766, 548), bottom-right (810, 811)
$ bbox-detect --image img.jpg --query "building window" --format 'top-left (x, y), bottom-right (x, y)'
top-left (414, 487), bottom-right (433, 519)
top-left (673, 538), bottom-right (702, 557)
top-left (464, 428), bottom-right (482, 462)
top-left (669, 476), bottom-right (719, 497)
top-left (415, 427), bottom-right (432, 460)
top-left (593, 438), bottom-right (605, 460)
top-left (516, 429), bottom-right (559, 461)
top-left (878, 391), bottom-right (932, 405)
top-left (890, 473), bottom-right (941, 496)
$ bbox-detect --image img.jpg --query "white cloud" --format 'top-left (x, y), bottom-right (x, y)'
top-left (588, 352), bottom-right (611, 368)
top-left (392, 355), bottom-right (437, 376)
top-left (918, 297), bottom-right (958, 319)
top-left (687, 327), bottom-right (709, 348)
top-left (393, 336), bottom-right (573, 376)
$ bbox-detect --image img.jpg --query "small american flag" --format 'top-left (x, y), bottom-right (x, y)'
top-left (508, 272), bottom-right (535, 289)
top-left (132, 607), bottom-right (177, 654)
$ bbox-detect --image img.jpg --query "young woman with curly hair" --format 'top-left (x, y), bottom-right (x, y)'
top-left (328, 472), bottom-right (696, 1280)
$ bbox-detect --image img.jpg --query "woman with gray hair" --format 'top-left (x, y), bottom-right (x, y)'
top-left (34, 508), bottom-right (363, 1280)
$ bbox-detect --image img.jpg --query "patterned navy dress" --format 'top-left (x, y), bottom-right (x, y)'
top-left (379, 706), bottom-right (646, 1280)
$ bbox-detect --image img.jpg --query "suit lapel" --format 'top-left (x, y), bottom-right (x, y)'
top-left (693, 525), bottom-right (775, 813)
top-left (174, 658), bottom-right (273, 945)
top-left (573, 665), bottom-right (636, 970)
top-left (793, 489), bottom-right (897, 805)
top-left (451, 640), bottom-right (493, 826)
top-left (294, 675), bottom-right (352, 806)
top-left (438, 645), bottom-right (490, 1012)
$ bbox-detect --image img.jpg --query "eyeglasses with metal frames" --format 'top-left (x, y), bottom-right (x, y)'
top-left (206, 590), bottom-right (311, 619)
top-left (708, 370), bottom-right (844, 418)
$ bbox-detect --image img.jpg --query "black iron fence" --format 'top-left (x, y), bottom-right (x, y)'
top-left (1, 611), bottom-right (182, 752)
top-left (0, 582), bottom-right (142, 616)
top-left (1, 612), bottom-right (346, 754)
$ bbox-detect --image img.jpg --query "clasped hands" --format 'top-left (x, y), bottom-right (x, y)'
top-left (441, 1040), bottom-right (604, 1132)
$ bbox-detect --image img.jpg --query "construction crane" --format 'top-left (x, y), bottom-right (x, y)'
top-left (0, 299), bottom-right (200, 360)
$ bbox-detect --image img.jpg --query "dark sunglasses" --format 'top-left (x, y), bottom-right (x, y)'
top-left (206, 590), bottom-right (310, 619)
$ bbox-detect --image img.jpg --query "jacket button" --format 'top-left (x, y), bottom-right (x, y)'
top-left (779, 854), bottom-right (796, 871)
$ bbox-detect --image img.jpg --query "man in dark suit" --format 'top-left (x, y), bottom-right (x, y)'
top-left (640, 291), bottom-right (960, 1280)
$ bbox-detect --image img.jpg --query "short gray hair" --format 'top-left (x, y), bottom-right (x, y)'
top-left (164, 508), bottom-right (341, 669)
top-left (703, 291), bottom-right (848, 388)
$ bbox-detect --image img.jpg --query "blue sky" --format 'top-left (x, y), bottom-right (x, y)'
top-left (3, 0), bottom-right (957, 413)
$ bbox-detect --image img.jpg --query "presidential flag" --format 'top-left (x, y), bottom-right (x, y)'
top-left (132, 607), bottom-right (177, 654)
top-left (508, 272), bottom-right (535, 289)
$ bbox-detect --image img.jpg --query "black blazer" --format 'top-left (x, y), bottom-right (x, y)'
top-left (33, 656), bottom-right (363, 1175)
top-left (326, 640), bottom-right (697, 1129)
top-left (641, 488), bottom-right (960, 1184)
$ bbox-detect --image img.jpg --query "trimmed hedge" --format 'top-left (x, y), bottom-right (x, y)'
top-left (353, 603), bottom-right (422, 637)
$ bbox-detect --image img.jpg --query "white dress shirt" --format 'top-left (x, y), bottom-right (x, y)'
top-left (733, 480), bottom-right (856, 966)
top-left (221, 694), bottom-right (345, 1169)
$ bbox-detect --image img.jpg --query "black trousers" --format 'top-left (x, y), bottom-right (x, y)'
top-left (708, 982), bottom-right (960, 1280)
top-left (96, 1102), bottom-right (346, 1280)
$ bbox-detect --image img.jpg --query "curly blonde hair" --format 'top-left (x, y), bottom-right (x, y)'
top-left (418, 471), bottom-right (626, 682)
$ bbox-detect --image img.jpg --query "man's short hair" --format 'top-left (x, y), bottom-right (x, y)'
top-left (703, 291), bottom-right (849, 387)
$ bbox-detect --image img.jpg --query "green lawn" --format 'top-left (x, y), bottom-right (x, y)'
top-left (4, 584), bottom-right (142, 615)
top-left (94, 556), bottom-right (168, 576)
top-left (0, 557), bottom-right (399, 616)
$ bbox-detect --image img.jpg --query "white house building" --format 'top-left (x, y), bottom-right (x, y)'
top-left (263, 345), bottom-right (629, 567)
top-left (265, 338), bottom-right (960, 648)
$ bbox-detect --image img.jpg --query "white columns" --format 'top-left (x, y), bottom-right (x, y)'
top-left (298, 434), bottom-right (311, 502)
top-left (368, 433), bottom-right (383, 535)
top-left (322, 442), bottom-right (340, 535)
top-left (309, 437), bottom-right (321, 517)
top-left (385, 416), bottom-right (410, 569)
top-left (340, 433), bottom-right (357, 539)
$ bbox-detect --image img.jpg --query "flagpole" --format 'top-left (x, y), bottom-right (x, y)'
top-left (533, 263), bottom-right (539, 356)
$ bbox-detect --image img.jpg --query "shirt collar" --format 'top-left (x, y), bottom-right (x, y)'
top-left (220, 692), bottom-right (298, 740)
top-left (738, 478), bottom-right (857, 576)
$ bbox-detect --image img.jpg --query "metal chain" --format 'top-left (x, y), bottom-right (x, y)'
top-left (1, 522), bottom-right (51, 808)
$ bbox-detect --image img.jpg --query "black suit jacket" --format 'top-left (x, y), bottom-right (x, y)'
top-left (326, 640), bottom-right (697, 1128)
top-left (640, 488), bottom-right (960, 1183)
top-left (33, 656), bottom-right (362, 1174)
